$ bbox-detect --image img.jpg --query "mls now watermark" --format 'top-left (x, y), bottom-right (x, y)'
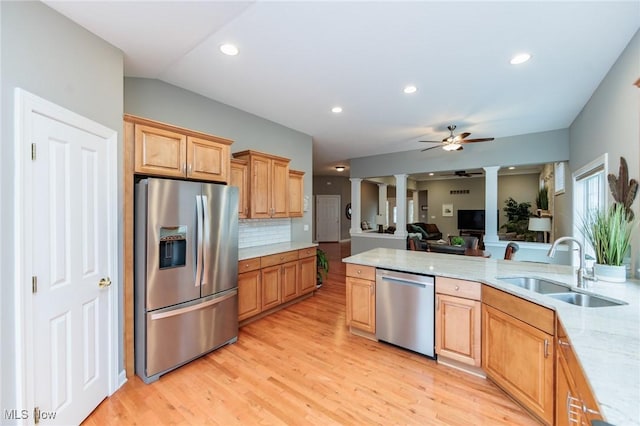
top-left (4, 408), bottom-right (57, 421)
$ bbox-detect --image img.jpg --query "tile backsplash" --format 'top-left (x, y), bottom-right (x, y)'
top-left (238, 218), bottom-right (291, 248)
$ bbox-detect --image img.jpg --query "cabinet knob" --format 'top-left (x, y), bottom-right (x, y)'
top-left (455, 285), bottom-right (459, 291)
top-left (357, 270), bottom-right (362, 274)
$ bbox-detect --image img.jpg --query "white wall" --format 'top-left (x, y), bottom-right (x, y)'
top-left (124, 78), bottom-right (314, 243)
top-left (569, 30), bottom-right (640, 277)
top-left (1, 0), bottom-right (123, 410)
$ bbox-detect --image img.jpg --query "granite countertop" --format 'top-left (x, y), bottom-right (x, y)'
top-left (343, 248), bottom-right (640, 426)
top-left (239, 241), bottom-right (318, 261)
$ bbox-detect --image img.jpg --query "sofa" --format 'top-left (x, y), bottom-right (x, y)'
top-left (406, 223), bottom-right (443, 241)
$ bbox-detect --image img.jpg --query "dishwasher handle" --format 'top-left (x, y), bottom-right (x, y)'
top-left (377, 271), bottom-right (434, 289)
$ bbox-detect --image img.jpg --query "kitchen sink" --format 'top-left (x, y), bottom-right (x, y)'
top-left (547, 292), bottom-right (627, 308)
top-left (498, 277), bottom-right (571, 294)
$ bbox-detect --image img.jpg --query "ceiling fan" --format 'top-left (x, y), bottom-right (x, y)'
top-left (420, 125), bottom-right (494, 152)
top-left (442, 170), bottom-right (484, 178)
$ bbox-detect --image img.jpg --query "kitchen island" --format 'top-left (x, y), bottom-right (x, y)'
top-left (343, 248), bottom-right (640, 426)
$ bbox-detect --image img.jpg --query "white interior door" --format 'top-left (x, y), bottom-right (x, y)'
top-left (17, 90), bottom-right (117, 425)
top-left (316, 195), bottom-right (340, 242)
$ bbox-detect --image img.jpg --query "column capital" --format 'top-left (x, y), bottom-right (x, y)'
top-left (482, 166), bottom-right (501, 174)
top-left (349, 177), bottom-right (362, 183)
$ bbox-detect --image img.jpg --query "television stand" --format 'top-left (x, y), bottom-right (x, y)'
top-left (459, 229), bottom-right (485, 250)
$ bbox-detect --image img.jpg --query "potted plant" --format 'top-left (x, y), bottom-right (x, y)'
top-left (317, 248), bottom-right (329, 287)
top-left (535, 186), bottom-right (549, 215)
top-left (582, 203), bottom-right (636, 282)
top-left (500, 197), bottom-right (535, 241)
top-left (451, 236), bottom-right (465, 247)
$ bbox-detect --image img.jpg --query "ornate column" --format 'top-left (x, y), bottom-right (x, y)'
top-left (394, 174), bottom-right (408, 237)
top-left (483, 166), bottom-right (500, 243)
top-left (350, 178), bottom-right (363, 234)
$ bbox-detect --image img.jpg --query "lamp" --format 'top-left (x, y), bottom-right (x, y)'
top-left (375, 214), bottom-right (385, 233)
top-left (442, 142), bottom-right (461, 151)
top-left (335, 165), bottom-right (345, 172)
top-left (528, 217), bottom-right (551, 243)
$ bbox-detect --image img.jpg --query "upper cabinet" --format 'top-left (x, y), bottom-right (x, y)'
top-left (288, 170), bottom-right (305, 218)
top-left (128, 115), bottom-right (232, 183)
top-left (233, 150), bottom-right (291, 219)
top-left (230, 158), bottom-right (249, 219)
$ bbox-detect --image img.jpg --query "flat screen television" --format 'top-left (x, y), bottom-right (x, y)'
top-left (457, 209), bottom-right (486, 231)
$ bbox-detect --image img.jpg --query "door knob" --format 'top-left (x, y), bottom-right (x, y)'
top-left (98, 277), bottom-right (112, 288)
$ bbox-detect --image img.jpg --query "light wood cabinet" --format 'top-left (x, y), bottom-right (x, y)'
top-left (345, 264), bottom-right (376, 334)
top-left (233, 150), bottom-right (290, 218)
top-left (298, 250), bottom-right (316, 295)
top-left (230, 159), bottom-right (249, 219)
top-left (435, 278), bottom-right (481, 367)
top-left (238, 258), bottom-right (261, 322)
top-left (281, 260), bottom-right (299, 303)
top-left (261, 265), bottom-right (282, 310)
top-left (131, 116), bottom-right (232, 183)
top-left (482, 286), bottom-right (555, 425)
top-left (556, 320), bottom-right (603, 426)
top-left (289, 170), bottom-right (305, 217)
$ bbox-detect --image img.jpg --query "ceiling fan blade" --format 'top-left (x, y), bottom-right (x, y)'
top-left (421, 145), bottom-right (443, 152)
top-left (456, 146), bottom-right (464, 151)
top-left (457, 132), bottom-right (471, 140)
top-left (461, 137), bottom-right (495, 143)
top-left (419, 140), bottom-right (442, 143)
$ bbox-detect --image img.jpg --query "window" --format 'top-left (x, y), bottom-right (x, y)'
top-left (573, 154), bottom-right (608, 263)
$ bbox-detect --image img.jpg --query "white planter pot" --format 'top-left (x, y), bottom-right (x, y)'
top-left (594, 264), bottom-right (627, 283)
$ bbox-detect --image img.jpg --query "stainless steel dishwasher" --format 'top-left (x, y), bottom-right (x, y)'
top-left (375, 269), bottom-right (435, 358)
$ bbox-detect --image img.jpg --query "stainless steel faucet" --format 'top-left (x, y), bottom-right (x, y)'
top-left (547, 236), bottom-right (597, 288)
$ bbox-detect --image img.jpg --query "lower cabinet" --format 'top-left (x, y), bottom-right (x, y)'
top-left (482, 286), bottom-right (555, 425)
top-left (345, 264), bottom-right (376, 334)
top-left (435, 277), bottom-right (481, 367)
top-left (556, 319), bottom-right (603, 426)
top-left (238, 247), bottom-right (317, 323)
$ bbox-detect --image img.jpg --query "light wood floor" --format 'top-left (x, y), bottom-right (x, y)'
top-left (84, 242), bottom-right (538, 425)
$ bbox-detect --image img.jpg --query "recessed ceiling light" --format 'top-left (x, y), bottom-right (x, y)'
top-left (220, 43), bottom-right (239, 56)
top-left (428, 173), bottom-right (434, 176)
top-left (331, 106), bottom-right (343, 113)
top-left (403, 85), bottom-right (417, 94)
top-left (508, 166), bottom-right (516, 170)
top-left (510, 53), bottom-right (531, 65)
top-left (335, 166), bottom-right (345, 172)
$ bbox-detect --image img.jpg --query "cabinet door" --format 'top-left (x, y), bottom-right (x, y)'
top-left (134, 124), bottom-right (186, 177)
top-left (250, 155), bottom-right (271, 218)
top-left (436, 294), bottom-right (481, 366)
top-left (238, 270), bottom-right (261, 321)
top-left (261, 265), bottom-right (282, 310)
top-left (230, 160), bottom-right (248, 218)
top-left (288, 170), bottom-right (304, 217)
top-left (346, 276), bottom-right (375, 334)
top-left (271, 159), bottom-right (290, 218)
top-left (186, 136), bottom-right (229, 183)
top-left (482, 304), bottom-right (554, 425)
top-left (298, 255), bottom-right (316, 295)
top-left (281, 261), bottom-right (299, 302)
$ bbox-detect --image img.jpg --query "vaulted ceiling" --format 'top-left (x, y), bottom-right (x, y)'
top-left (45, 1), bottom-right (640, 175)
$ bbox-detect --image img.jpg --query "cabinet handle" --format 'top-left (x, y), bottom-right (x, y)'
top-left (182, 164), bottom-right (187, 174)
top-left (371, 283), bottom-right (375, 295)
top-left (544, 339), bottom-right (550, 358)
top-left (558, 339), bottom-right (571, 347)
top-left (188, 163), bottom-right (192, 175)
top-left (436, 298), bottom-right (439, 311)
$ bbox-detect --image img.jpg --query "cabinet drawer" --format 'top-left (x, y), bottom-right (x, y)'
top-left (483, 285), bottom-right (554, 335)
top-left (298, 247), bottom-right (316, 259)
top-left (346, 264), bottom-right (376, 281)
top-left (437, 277), bottom-right (481, 300)
top-left (261, 250), bottom-right (298, 268)
top-left (238, 257), bottom-right (261, 273)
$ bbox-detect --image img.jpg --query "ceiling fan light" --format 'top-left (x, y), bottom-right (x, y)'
top-left (443, 143), bottom-right (461, 151)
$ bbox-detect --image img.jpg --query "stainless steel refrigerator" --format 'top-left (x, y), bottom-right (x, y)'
top-left (135, 178), bottom-right (239, 383)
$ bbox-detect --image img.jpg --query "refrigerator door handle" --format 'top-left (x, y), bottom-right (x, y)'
top-left (149, 291), bottom-right (237, 320)
top-left (195, 195), bottom-right (204, 287)
top-left (201, 195), bottom-right (210, 288)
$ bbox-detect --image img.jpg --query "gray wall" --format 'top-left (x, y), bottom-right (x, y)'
top-left (349, 129), bottom-right (570, 178)
top-left (361, 181), bottom-right (379, 228)
top-left (124, 77), bottom-right (314, 242)
top-left (1, 0), bottom-right (124, 408)
top-left (569, 30), bottom-right (640, 277)
top-left (313, 175), bottom-right (351, 240)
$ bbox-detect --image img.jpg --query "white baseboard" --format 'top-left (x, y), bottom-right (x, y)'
top-left (118, 370), bottom-right (127, 388)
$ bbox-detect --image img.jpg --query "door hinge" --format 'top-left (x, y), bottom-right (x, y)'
top-left (34, 406), bottom-right (40, 424)
top-left (31, 143), bottom-right (36, 160)
top-left (32, 276), bottom-right (38, 293)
